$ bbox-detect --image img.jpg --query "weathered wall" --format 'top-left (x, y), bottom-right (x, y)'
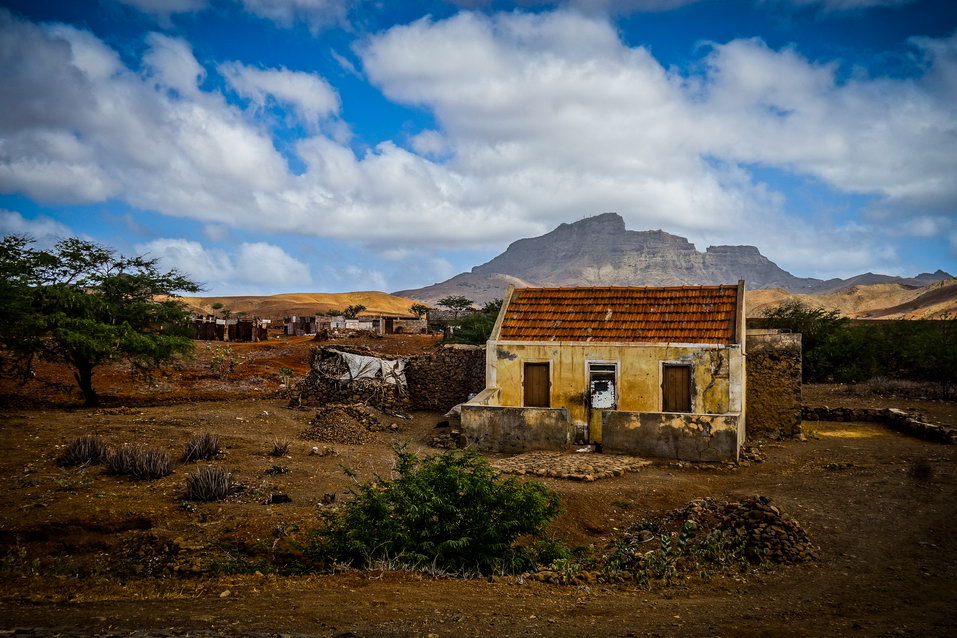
top-left (487, 341), bottom-right (743, 427)
top-left (460, 405), bottom-right (574, 453)
top-left (295, 345), bottom-right (486, 413)
top-left (602, 411), bottom-right (741, 462)
top-left (406, 345), bottom-right (486, 412)
top-left (745, 331), bottom-right (802, 437)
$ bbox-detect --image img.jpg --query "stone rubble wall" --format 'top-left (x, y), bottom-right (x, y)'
top-left (745, 331), bottom-right (802, 438)
top-left (405, 345), bottom-right (486, 412)
top-left (294, 344), bottom-right (486, 413)
top-left (801, 405), bottom-right (957, 444)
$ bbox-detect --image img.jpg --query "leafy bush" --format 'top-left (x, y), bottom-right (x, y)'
top-left (603, 521), bottom-right (751, 586)
top-left (183, 431), bottom-right (220, 462)
top-left (186, 465), bottom-right (233, 501)
top-left (309, 448), bottom-right (563, 574)
top-left (106, 444), bottom-right (172, 480)
top-left (209, 345), bottom-right (237, 378)
top-left (58, 435), bottom-right (108, 466)
top-left (763, 303), bottom-right (957, 395)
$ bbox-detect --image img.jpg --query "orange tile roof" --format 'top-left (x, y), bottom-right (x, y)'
top-left (498, 285), bottom-right (740, 344)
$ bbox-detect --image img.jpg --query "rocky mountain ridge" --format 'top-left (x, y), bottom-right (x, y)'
top-left (395, 213), bottom-right (951, 305)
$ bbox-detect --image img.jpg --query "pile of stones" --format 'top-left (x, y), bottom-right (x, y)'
top-left (298, 404), bottom-right (385, 446)
top-left (493, 451), bottom-right (650, 481)
top-left (662, 495), bottom-right (816, 563)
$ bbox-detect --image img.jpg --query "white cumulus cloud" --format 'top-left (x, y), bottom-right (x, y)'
top-left (2, 9), bottom-right (955, 279)
top-left (0, 210), bottom-right (73, 247)
top-left (220, 62), bottom-right (341, 126)
top-left (136, 238), bottom-right (311, 289)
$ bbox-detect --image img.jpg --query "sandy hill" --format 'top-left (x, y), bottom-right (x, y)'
top-left (180, 291), bottom-right (425, 321)
top-left (747, 278), bottom-right (957, 319)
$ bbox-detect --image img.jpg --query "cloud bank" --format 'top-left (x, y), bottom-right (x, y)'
top-left (1, 9), bottom-right (955, 280)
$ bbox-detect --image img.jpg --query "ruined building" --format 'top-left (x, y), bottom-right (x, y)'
top-left (462, 283), bottom-right (747, 461)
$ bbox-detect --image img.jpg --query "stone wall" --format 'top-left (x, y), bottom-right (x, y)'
top-left (406, 345), bottom-right (486, 411)
top-left (802, 406), bottom-right (957, 444)
top-left (746, 331), bottom-right (802, 437)
top-left (460, 405), bottom-right (574, 453)
top-left (294, 344), bottom-right (486, 413)
top-left (602, 411), bottom-right (741, 462)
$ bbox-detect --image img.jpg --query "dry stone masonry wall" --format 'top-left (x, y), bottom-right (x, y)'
top-left (746, 331), bottom-right (802, 438)
top-left (294, 344), bottom-right (486, 413)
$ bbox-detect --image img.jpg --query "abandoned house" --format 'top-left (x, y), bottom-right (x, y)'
top-left (461, 283), bottom-right (747, 461)
top-left (286, 314), bottom-right (428, 336)
top-left (192, 316), bottom-right (270, 342)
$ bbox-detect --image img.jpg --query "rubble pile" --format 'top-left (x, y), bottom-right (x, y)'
top-left (298, 404), bottom-right (385, 446)
top-left (493, 451), bottom-right (650, 481)
top-left (659, 495), bottom-right (816, 563)
top-left (428, 431), bottom-right (459, 449)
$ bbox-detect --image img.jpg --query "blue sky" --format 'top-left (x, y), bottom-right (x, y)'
top-left (1, 0), bottom-right (955, 296)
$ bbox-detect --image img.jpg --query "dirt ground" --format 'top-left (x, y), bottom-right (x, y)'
top-left (0, 336), bottom-right (955, 637)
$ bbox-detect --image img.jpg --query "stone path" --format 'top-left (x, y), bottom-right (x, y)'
top-left (492, 451), bottom-right (650, 481)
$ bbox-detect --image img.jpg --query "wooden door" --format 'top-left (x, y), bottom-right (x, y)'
top-left (524, 362), bottom-right (551, 407)
top-left (662, 365), bottom-right (692, 413)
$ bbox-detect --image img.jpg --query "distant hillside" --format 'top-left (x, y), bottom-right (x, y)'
top-left (395, 213), bottom-right (951, 305)
top-left (181, 291), bottom-right (423, 321)
top-left (747, 278), bottom-right (957, 320)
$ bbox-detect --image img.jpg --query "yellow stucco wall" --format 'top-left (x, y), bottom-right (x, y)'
top-left (486, 340), bottom-right (743, 426)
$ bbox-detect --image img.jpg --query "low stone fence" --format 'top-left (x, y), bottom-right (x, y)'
top-left (801, 405), bottom-right (957, 444)
top-left (602, 411), bottom-right (742, 462)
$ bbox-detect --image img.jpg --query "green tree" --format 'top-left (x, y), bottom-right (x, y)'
top-left (762, 301), bottom-right (849, 382)
top-left (436, 295), bottom-right (474, 320)
top-left (0, 236), bottom-right (200, 406)
top-left (343, 304), bottom-right (367, 319)
top-left (409, 303), bottom-right (430, 318)
top-left (445, 298), bottom-right (503, 345)
top-left (311, 448), bottom-right (563, 574)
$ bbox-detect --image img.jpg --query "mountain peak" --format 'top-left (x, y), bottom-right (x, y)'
top-left (394, 215), bottom-right (952, 304)
top-left (557, 212), bottom-right (626, 234)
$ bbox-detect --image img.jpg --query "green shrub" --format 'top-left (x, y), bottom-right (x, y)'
top-left (309, 448), bottom-right (562, 574)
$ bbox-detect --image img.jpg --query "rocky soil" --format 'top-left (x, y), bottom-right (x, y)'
top-left (0, 334), bottom-right (955, 637)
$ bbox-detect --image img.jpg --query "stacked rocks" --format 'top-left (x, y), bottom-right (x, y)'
top-left (666, 496), bottom-right (815, 563)
top-left (405, 345), bottom-right (486, 412)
